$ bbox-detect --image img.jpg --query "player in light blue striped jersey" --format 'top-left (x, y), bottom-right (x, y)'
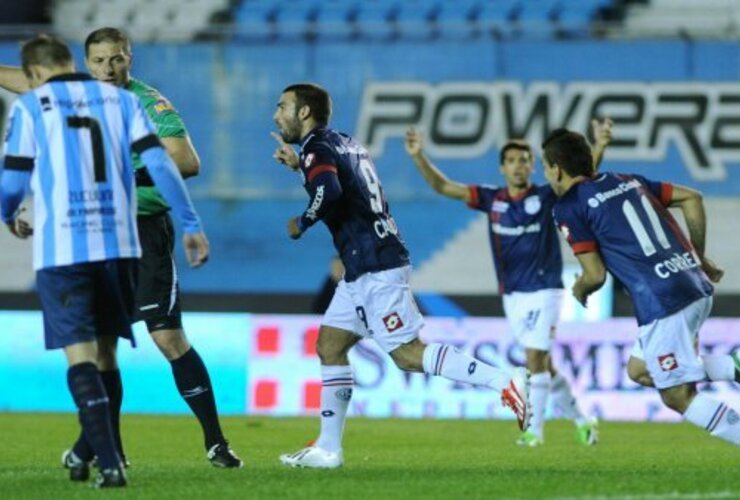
top-left (0, 35), bottom-right (209, 488)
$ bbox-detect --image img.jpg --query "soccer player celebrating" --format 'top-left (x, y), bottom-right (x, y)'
top-left (0, 35), bottom-right (209, 486)
top-left (272, 83), bottom-right (531, 469)
top-left (0, 28), bottom-right (242, 473)
top-left (404, 122), bottom-right (612, 447)
top-left (542, 129), bottom-right (739, 446)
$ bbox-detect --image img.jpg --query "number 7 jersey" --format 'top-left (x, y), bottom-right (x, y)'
top-left (2, 74), bottom-right (158, 270)
top-left (297, 127), bottom-right (410, 281)
top-left (553, 172), bottom-right (713, 325)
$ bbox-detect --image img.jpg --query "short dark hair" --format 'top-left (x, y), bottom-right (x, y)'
top-left (21, 34), bottom-right (73, 76)
top-left (499, 140), bottom-right (533, 165)
top-left (84, 27), bottom-right (132, 57)
top-left (282, 83), bottom-right (332, 126)
top-left (541, 129), bottom-right (593, 177)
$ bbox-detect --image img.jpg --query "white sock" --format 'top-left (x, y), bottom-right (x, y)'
top-left (315, 365), bottom-right (353, 453)
top-left (529, 372), bottom-right (550, 437)
top-left (422, 343), bottom-right (510, 392)
top-left (550, 373), bottom-right (587, 426)
top-left (683, 393), bottom-right (740, 445)
top-left (701, 354), bottom-right (736, 381)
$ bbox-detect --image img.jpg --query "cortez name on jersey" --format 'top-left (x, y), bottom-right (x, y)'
top-left (297, 127), bottom-right (410, 281)
top-left (553, 172), bottom-right (713, 325)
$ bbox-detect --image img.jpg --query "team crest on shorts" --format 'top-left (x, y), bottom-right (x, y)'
top-left (382, 312), bottom-right (404, 332)
top-left (658, 353), bottom-right (678, 371)
top-left (524, 196), bottom-right (541, 215)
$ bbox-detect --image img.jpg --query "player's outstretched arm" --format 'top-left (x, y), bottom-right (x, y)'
top-left (0, 65), bottom-right (30, 94)
top-left (573, 251), bottom-right (607, 307)
top-left (590, 117), bottom-right (613, 172)
top-left (668, 184), bottom-right (724, 283)
top-left (161, 135), bottom-right (200, 178)
top-left (404, 128), bottom-right (471, 203)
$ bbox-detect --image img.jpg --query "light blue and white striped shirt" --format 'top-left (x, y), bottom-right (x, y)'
top-left (1, 73), bottom-right (201, 270)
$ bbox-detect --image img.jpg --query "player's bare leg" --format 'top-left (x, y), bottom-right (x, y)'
top-left (390, 338), bottom-right (531, 431)
top-left (150, 327), bottom-right (242, 468)
top-left (280, 325), bottom-right (358, 469)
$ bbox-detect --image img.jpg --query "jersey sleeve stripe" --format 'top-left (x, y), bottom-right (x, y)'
top-left (659, 183), bottom-right (673, 206)
top-left (307, 164), bottom-right (338, 183)
top-left (131, 133), bottom-right (162, 154)
top-left (4, 155), bottom-right (34, 171)
top-left (571, 241), bottom-right (598, 254)
top-left (466, 185), bottom-right (479, 208)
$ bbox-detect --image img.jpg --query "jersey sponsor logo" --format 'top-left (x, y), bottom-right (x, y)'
top-left (657, 353), bottom-right (678, 372)
top-left (492, 222), bottom-right (541, 236)
top-left (524, 195), bottom-right (541, 215)
top-left (382, 312), bottom-right (404, 332)
top-left (357, 81), bottom-right (740, 181)
top-left (492, 200), bottom-right (509, 213)
top-left (305, 185), bottom-right (325, 221)
top-left (587, 178), bottom-right (642, 208)
top-left (153, 98), bottom-right (174, 114)
top-left (40, 96), bottom-right (52, 112)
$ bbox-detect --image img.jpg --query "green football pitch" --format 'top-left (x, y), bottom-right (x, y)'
top-left (1, 413), bottom-right (738, 499)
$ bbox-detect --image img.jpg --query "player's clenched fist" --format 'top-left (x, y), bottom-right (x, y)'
top-left (404, 128), bottom-right (423, 158)
top-left (271, 131), bottom-right (300, 171)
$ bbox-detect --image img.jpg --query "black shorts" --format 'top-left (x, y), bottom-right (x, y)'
top-left (36, 259), bottom-right (138, 349)
top-left (134, 213), bottom-right (182, 332)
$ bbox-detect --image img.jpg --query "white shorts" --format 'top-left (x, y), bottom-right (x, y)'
top-left (322, 265), bottom-right (423, 353)
top-left (502, 288), bottom-right (563, 351)
top-left (630, 296), bottom-right (712, 390)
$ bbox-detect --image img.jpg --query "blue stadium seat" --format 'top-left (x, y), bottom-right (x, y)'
top-left (317, 0), bottom-right (360, 38)
top-left (477, 0), bottom-right (521, 37)
top-left (557, 0), bottom-right (606, 37)
top-left (515, 0), bottom-right (559, 37)
top-left (234, 0), bottom-right (280, 39)
top-left (354, 0), bottom-right (400, 39)
top-left (394, 0), bottom-right (442, 37)
top-left (436, 0), bottom-right (483, 38)
top-left (275, 0), bottom-right (320, 37)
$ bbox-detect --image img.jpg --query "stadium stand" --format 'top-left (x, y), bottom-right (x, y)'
top-left (231, 0), bottom-right (620, 41)
top-left (49, 0), bottom-right (622, 42)
top-left (621, 0), bottom-right (740, 38)
top-left (52, 0), bottom-right (233, 42)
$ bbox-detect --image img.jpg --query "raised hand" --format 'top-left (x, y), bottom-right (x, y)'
top-left (404, 128), bottom-right (424, 158)
top-left (271, 131), bottom-right (300, 171)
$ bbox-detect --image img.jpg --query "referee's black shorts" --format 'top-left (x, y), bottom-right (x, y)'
top-left (134, 212), bottom-right (183, 332)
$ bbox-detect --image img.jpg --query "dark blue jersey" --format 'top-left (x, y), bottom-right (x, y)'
top-left (553, 172), bottom-right (713, 325)
top-left (467, 184), bottom-right (563, 294)
top-left (298, 127), bottom-right (410, 281)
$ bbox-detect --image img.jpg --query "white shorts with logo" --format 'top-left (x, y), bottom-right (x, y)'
top-left (503, 288), bottom-right (563, 351)
top-left (322, 265), bottom-right (423, 353)
top-left (630, 296), bottom-right (712, 390)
